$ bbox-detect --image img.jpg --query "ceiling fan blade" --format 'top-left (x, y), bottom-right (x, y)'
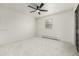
top-left (28, 5), bottom-right (36, 9)
top-left (37, 6), bottom-right (39, 9)
top-left (40, 3), bottom-right (44, 8)
top-left (30, 10), bottom-right (36, 13)
top-left (40, 10), bottom-right (48, 12)
top-left (38, 12), bottom-right (40, 15)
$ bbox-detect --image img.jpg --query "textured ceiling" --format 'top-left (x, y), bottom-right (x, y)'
top-left (0, 3), bottom-right (77, 18)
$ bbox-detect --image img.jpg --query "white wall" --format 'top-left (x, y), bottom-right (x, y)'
top-left (0, 6), bottom-right (36, 45)
top-left (36, 10), bottom-right (75, 45)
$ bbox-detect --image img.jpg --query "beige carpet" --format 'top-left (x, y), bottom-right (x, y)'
top-left (0, 37), bottom-right (77, 56)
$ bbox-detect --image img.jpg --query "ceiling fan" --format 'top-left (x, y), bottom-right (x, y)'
top-left (28, 3), bottom-right (48, 15)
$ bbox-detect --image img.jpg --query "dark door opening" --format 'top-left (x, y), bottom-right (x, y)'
top-left (75, 4), bottom-right (79, 52)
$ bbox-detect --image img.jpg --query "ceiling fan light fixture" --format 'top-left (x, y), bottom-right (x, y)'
top-left (36, 10), bottom-right (40, 12)
top-left (28, 3), bottom-right (48, 15)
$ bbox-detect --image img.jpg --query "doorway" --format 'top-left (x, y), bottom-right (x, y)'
top-left (75, 4), bottom-right (79, 52)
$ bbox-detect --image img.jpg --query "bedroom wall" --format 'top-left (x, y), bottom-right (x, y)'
top-left (0, 6), bottom-right (36, 45)
top-left (36, 10), bottom-right (75, 45)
